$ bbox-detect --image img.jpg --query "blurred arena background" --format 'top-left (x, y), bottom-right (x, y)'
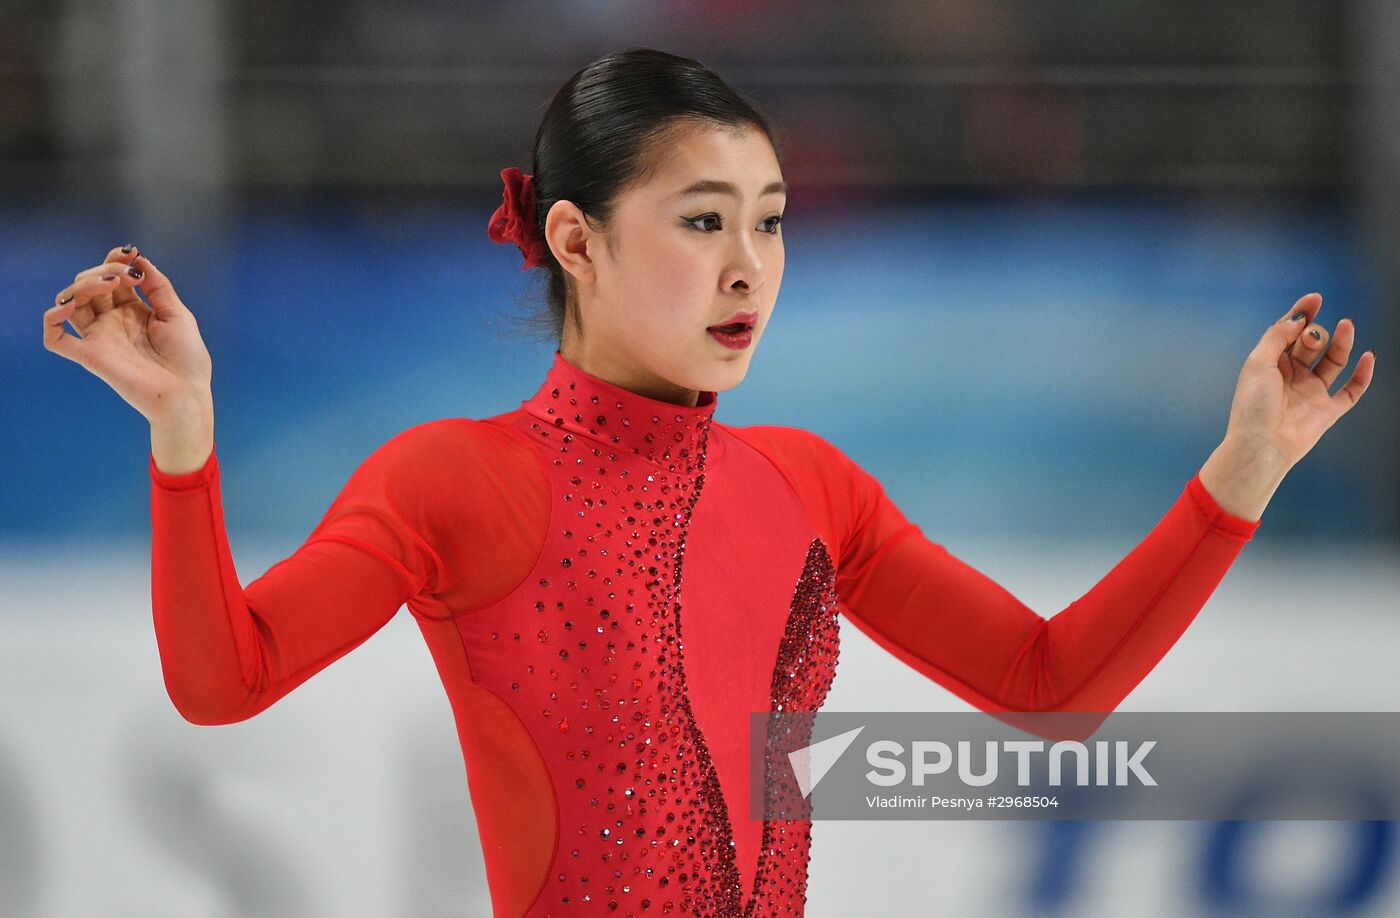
top-left (3, 2), bottom-right (1398, 915)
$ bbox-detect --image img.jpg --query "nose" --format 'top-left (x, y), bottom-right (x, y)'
top-left (721, 235), bottom-right (765, 295)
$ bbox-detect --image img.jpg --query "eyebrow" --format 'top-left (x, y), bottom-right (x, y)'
top-left (671, 179), bottom-right (788, 200)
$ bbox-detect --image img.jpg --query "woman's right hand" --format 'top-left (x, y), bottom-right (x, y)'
top-left (43, 245), bottom-right (216, 471)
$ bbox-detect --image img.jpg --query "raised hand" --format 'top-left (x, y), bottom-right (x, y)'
top-left (43, 244), bottom-right (215, 472)
top-left (1198, 292), bottom-right (1377, 521)
top-left (1231, 292), bottom-right (1375, 470)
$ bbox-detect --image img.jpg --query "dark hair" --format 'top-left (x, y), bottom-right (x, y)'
top-left (492, 47), bottom-right (786, 346)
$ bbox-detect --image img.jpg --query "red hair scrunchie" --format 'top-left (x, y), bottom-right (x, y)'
top-left (487, 166), bottom-right (550, 271)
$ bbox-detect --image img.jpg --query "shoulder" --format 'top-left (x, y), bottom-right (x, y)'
top-left (721, 424), bottom-right (915, 575)
top-left (361, 413), bottom-right (538, 474)
top-left (721, 422), bottom-right (882, 532)
top-left (722, 423), bottom-right (860, 478)
top-left (724, 422), bottom-right (837, 461)
top-left (336, 414), bottom-right (549, 609)
top-left (346, 413), bottom-right (545, 509)
top-left (723, 422), bottom-right (891, 506)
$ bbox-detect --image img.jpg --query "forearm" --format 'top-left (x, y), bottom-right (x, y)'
top-left (1196, 436), bottom-right (1290, 524)
top-left (150, 449), bottom-right (268, 724)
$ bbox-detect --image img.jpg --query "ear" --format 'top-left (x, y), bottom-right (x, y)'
top-left (544, 199), bottom-right (599, 286)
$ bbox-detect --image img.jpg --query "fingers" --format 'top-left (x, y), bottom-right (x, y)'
top-left (46, 244), bottom-right (153, 359)
top-left (72, 258), bottom-right (146, 289)
top-left (125, 251), bottom-right (189, 320)
top-left (103, 243), bottom-right (143, 271)
top-left (54, 267), bottom-right (145, 327)
top-left (1274, 297), bottom-right (1378, 412)
top-left (1279, 291), bottom-right (1322, 328)
top-left (1333, 349), bottom-right (1377, 410)
top-left (42, 297), bottom-right (88, 366)
top-left (1289, 319), bottom-right (1330, 374)
top-left (1311, 317), bottom-right (1355, 389)
top-left (57, 246), bottom-right (176, 328)
top-left (76, 256), bottom-right (145, 317)
top-left (1252, 292), bottom-right (1321, 368)
top-left (1275, 302), bottom-right (1376, 414)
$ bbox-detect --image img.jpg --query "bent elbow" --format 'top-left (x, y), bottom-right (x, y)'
top-left (169, 696), bottom-right (241, 726)
top-left (986, 709), bottom-right (1113, 744)
top-left (165, 683), bottom-right (262, 727)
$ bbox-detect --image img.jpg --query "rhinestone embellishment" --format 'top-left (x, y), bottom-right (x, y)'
top-left (510, 353), bottom-right (842, 917)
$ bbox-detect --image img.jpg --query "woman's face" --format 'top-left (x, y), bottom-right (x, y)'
top-left (551, 121), bottom-right (786, 406)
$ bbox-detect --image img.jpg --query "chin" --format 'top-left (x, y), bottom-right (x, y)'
top-left (710, 353), bottom-right (754, 385)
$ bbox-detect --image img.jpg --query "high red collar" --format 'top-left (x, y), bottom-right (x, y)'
top-left (519, 349), bottom-right (718, 474)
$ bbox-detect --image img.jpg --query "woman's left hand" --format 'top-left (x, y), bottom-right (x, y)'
top-left (1225, 292), bottom-right (1376, 474)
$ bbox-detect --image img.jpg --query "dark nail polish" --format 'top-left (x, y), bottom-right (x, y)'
top-left (1309, 329), bottom-right (1321, 340)
top-left (100, 273), bottom-right (117, 281)
top-left (59, 293), bottom-right (74, 304)
top-left (1290, 311), bottom-right (1307, 321)
top-left (127, 266), bottom-right (144, 279)
top-left (121, 243), bottom-right (135, 254)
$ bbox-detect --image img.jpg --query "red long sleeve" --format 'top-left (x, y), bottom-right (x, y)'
top-left (841, 465), bottom-right (1257, 715)
top-left (148, 419), bottom-right (549, 728)
top-left (148, 439), bottom-right (439, 725)
top-left (728, 426), bottom-right (1260, 723)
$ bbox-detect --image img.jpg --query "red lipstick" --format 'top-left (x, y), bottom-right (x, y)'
top-left (706, 309), bottom-right (758, 350)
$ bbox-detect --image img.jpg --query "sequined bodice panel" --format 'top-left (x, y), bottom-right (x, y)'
top-left (453, 351), bottom-right (842, 917)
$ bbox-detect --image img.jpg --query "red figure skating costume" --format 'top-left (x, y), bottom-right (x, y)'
top-left (149, 349), bottom-right (1259, 916)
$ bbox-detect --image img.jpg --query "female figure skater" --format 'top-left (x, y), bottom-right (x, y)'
top-left (41, 48), bottom-right (1375, 918)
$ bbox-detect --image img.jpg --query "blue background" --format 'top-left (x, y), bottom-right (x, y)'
top-left (7, 191), bottom-right (1376, 548)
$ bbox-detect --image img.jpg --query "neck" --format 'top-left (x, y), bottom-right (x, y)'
top-left (557, 340), bottom-right (701, 408)
top-left (519, 349), bottom-right (718, 474)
